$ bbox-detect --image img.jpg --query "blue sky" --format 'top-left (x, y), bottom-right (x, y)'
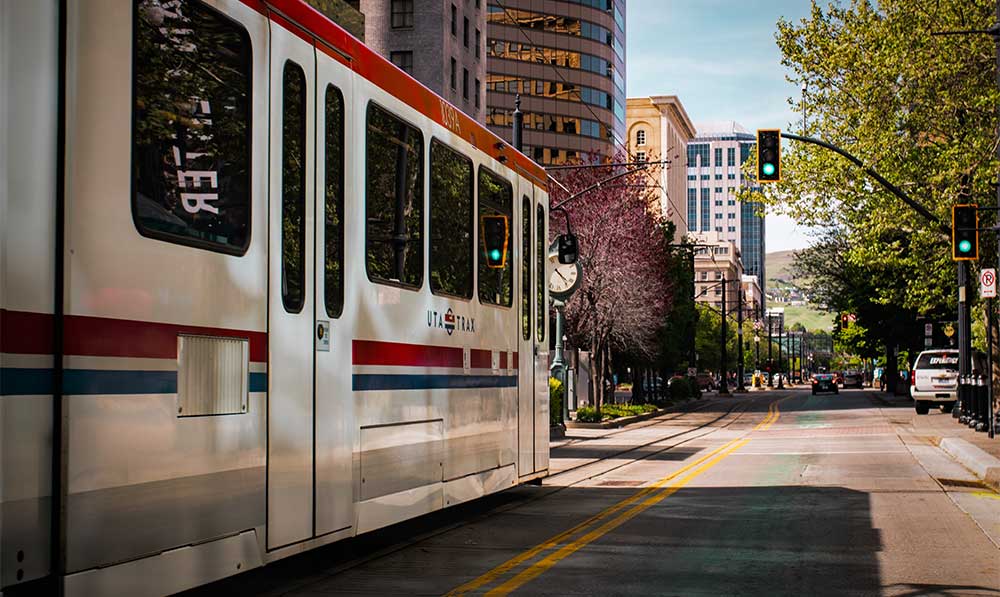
top-left (626, 0), bottom-right (816, 252)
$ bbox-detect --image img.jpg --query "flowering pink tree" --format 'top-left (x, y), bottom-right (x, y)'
top-left (550, 156), bottom-right (674, 413)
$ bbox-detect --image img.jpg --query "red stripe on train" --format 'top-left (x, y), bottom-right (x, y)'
top-left (0, 310), bottom-right (267, 362)
top-left (353, 340), bottom-right (464, 368)
top-left (352, 340), bottom-right (518, 369)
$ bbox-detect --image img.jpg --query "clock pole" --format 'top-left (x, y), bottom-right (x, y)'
top-left (550, 299), bottom-right (568, 423)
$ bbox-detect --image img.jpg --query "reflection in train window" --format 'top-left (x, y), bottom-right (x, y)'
top-left (536, 204), bottom-right (545, 342)
top-left (366, 103), bottom-right (424, 288)
top-left (478, 168), bottom-right (513, 307)
top-left (521, 196), bottom-right (531, 340)
top-left (325, 84), bottom-right (345, 318)
top-left (281, 61), bottom-right (307, 314)
top-left (429, 141), bottom-right (474, 299)
top-left (133, 0), bottom-right (251, 254)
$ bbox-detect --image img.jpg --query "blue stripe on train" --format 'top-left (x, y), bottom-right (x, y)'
top-left (0, 369), bottom-right (268, 396)
top-left (352, 374), bottom-right (518, 391)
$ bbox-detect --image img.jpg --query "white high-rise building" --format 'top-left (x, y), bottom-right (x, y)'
top-left (686, 121), bottom-right (766, 297)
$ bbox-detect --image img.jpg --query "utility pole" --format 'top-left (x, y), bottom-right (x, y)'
top-left (720, 275), bottom-right (730, 395)
top-left (737, 278), bottom-right (746, 392)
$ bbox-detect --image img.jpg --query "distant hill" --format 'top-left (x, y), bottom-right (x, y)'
top-left (766, 249), bottom-right (797, 283)
top-left (764, 250), bottom-right (832, 331)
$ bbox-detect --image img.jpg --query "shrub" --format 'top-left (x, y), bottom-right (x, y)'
top-left (575, 406), bottom-right (601, 423)
top-left (549, 377), bottom-right (564, 425)
top-left (669, 378), bottom-right (689, 401)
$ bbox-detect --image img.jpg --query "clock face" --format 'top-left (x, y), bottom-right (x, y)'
top-left (549, 262), bottom-right (581, 298)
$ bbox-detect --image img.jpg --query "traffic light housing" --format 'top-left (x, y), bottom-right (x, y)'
top-left (756, 129), bottom-right (781, 183)
top-left (482, 214), bottom-right (509, 269)
top-left (952, 204), bottom-right (978, 261)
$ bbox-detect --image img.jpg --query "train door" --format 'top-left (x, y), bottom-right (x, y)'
top-left (517, 189), bottom-right (535, 477)
top-left (266, 19), bottom-right (317, 550)
top-left (313, 47), bottom-right (353, 537)
top-left (534, 200), bottom-right (550, 472)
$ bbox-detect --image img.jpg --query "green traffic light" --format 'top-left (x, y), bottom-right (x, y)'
top-left (490, 249), bottom-right (501, 261)
top-left (762, 163), bottom-right (776, 176)
top-left (958, 239), bottom-right (972, 253)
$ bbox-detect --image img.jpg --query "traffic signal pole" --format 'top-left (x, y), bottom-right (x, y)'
top-left (720, 276), bottom-right (730, 396)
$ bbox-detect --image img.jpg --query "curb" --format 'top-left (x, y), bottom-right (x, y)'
top-left (939, 438), bottom-right (1000, 490)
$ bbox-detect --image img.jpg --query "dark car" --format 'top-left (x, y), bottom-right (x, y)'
top-left (812, 373), bottom-right (838, 395)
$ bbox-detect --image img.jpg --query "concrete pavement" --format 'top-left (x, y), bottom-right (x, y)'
top-left (182, 389), bottom-right (1000, 596)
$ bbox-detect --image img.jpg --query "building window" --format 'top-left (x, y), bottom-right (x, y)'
top-left (463, 68), bottom-right (469, 100)
top-left (728, 199), bottom-right (736, 206)
top-left (716, 271), bottom-right (723, 280)
top-left (281, 61), bottom-right (307, 313)
top-left (464, 16), bottom-right (469, 46)
top-left (714, 200), bottom-right (722, 207)
top-left (700, 271), bottom-right (708, 281)
top-left (715, 213), bottom-right (723, 220)
top-left (700, 174), bottom-right (709, 180)
top-left (478, 167), bottom-right (513, 306)
top-left (636, 129), bottom-right (646, 146)
top-left (475, 28), bottom-right (481, 58)
top-left (324, 85), bottom-right (345, 318)
top-left (475, 79), bottom-right (481, 108)
top-left (687, 174), bottom-right (696, 181)
top-left (365, 103), bottom-right (424, 289)
top-left (635, 151), bottom-right (646, 163)
top-left (714, 147), bottom-right (722, 166)
top-left (728, 213), bottom-right (736, 219)
top-left (727, 147), bottom-right (736, 166)
top-left (450, 58), bottom-right (457, 89)
top-left (391, 0), bottom-right (414, 28)
top-left (429, 140), bottom-right (474, 298)
top-left (390, 51), bottom-right (413, 74)
top-left (701, 188), bottom-right (710, 231)
top-left (714, 174), bottom-right (722, 180)
top-left (728, 173), bottom-right (736, 179)
top-left (715, 187), bottom-right (722, 193)
top-left (451, 4), bottom-right (457, 36)
top-left (728, 226), bottom-right (736, 232)
top-left (687, 188), bottom-right (697, 232)
top-left (132, 0), bottom-right (251, 255)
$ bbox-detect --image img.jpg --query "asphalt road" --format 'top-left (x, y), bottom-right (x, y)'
top-left (184, 389), bottom-right (1000, 596)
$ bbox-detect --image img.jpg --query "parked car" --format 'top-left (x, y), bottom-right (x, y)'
top-left (812, 373), bottom-right (838, 395)
top-left (743, 373), bottom-right (754, 387)
top-left (833, 371), bottom-right (844, 385)
top-left (910, 349), bottom-right (964, 414)
top-left (696, 373), bottom-right (716, 391)
top-left (842, 370), bottom-right (863, 388)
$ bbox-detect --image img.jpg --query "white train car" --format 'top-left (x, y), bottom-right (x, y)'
top-left (0, 1), bottom-right (550, 594)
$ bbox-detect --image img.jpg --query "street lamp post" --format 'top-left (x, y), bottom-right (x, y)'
top-left (777, 319), bottom-right (785, 389)
top-left (767, 312), bottom-right (774, 388)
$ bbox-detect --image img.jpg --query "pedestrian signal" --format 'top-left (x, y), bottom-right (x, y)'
top-left (482, 215), bottom-right (509, 269)
top-left (952, 204), bottom-right (978, 261)
top-left (756, 129), bottom-right (781, 183)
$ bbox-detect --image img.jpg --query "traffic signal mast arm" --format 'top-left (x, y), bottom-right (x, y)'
top-left (778, 131), bottom-right (947, 236)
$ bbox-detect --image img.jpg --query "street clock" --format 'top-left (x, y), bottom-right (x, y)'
top-left (549, 260), bottom-right (582, 301)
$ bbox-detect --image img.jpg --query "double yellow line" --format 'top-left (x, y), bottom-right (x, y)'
top-left (447, 398), bottom-right (785, 596)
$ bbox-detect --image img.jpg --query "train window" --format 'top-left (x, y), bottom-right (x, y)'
top-left (521, 196), bottom-right (531, 340)
top-left (536, 204), bottom-right (545, 342)
top-left (325, 85), bottom-right (345, 318)
top-left (477, 168), bottom-right (513, 306)
top-left (133, 0), bottom-right (251, 255)
top-left (281, 61), bottom-right (307, 314)
top-left (429, 140), bottom-right (473, 299)
top-left (366, 103), bottom-right (424, 289)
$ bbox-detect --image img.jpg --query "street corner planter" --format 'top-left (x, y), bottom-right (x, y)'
top-left (567, 407), bottom-right (668, 429)
top-left (549, 423), bottom-right (567, 439)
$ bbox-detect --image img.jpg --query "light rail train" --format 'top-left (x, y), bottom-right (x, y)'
top-left (0, 1), bottom-right (550, 594)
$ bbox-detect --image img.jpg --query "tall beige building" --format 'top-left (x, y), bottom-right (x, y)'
top-left (625, 95), bottom-right (696, 234)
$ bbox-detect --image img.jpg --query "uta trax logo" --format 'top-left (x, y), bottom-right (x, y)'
top-left (428, 308), bottom-right (475, 336)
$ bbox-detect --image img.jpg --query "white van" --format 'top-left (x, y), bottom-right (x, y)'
top-left (910, 349), bottom-right (986, 414)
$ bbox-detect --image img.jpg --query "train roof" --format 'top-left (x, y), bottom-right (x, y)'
top-left (243, 0), bottom-right (548, 187)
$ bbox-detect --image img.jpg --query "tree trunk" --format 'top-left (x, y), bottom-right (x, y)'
top-left (590, 337), bottom-right (603, 417)
top-left (884, 343), bottom-right (898, 394)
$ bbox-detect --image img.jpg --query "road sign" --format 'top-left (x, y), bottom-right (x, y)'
top-left (924, 337), bottom-right (933, 347)
top-left (981, 268), bottom-right (996, 299)
top-left (924, 323), bottom-right (933, 337)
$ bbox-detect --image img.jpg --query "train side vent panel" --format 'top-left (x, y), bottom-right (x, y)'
top-left (177, 334), bottom-right (249, 417)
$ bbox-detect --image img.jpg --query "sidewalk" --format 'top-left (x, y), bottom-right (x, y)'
top-left (871, 390), bottom-right (1000, 462)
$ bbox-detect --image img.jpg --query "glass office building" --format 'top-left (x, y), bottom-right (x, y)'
top-left (485, 0), bottom-right (626, 165)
